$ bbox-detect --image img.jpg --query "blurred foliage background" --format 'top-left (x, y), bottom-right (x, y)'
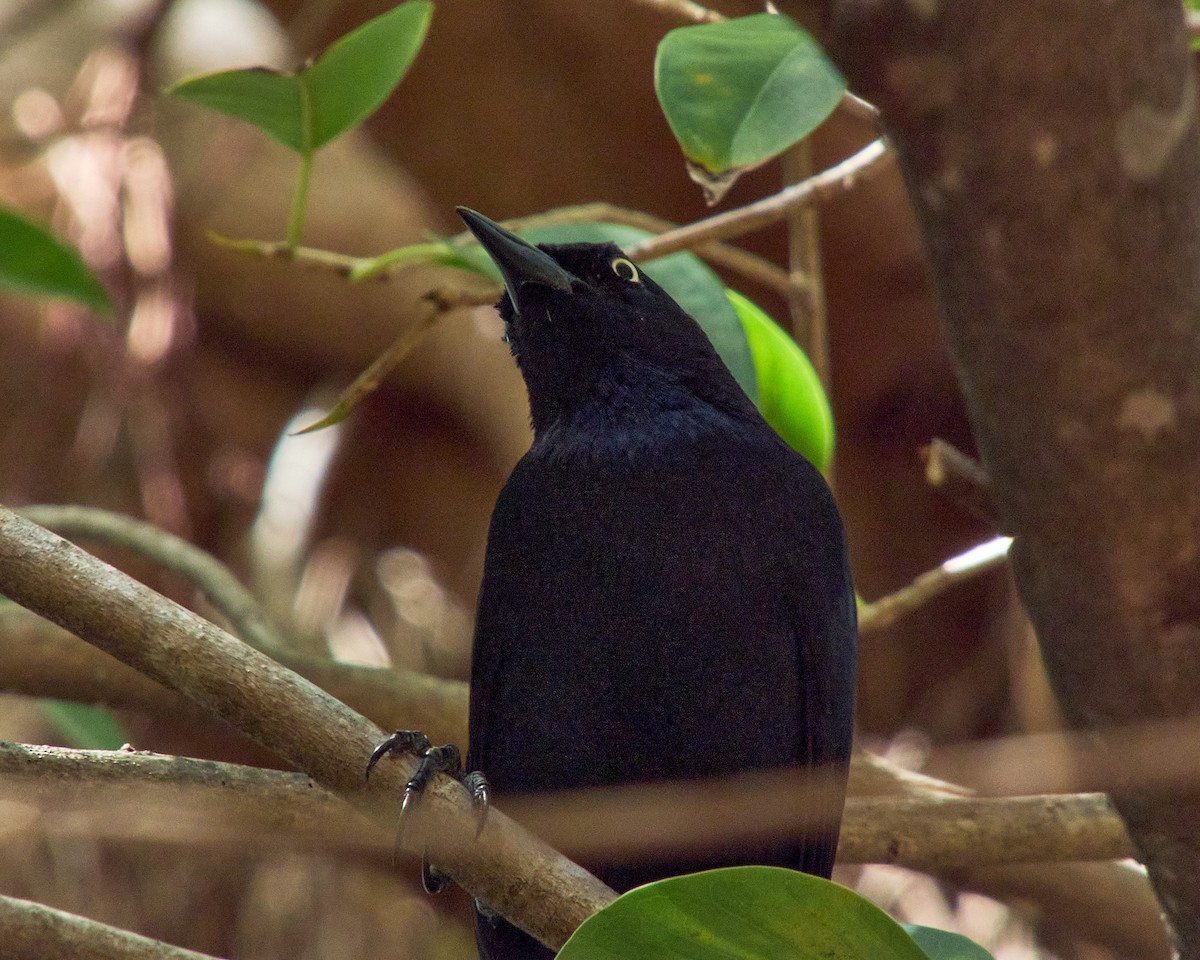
top-left (0, 0), bottom-right (1096, 957)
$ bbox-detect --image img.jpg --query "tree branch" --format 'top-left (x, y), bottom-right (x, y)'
top-left (0, 742), bottom-right (1132, 869)
top-left (15, 504), bottom-right (290, 651)
top-left (0, 612), bottom-right (469, 748)
top-left (0, 506), bottom-right (609, 950)
top-left (626, 139), bottom-right (893, 262)
top-left (0, 894), bottom-right (222, 960)
top-left (920, 439), bottom-right (997, 526)
top-left (858, 536), bottom-right (1010, 632)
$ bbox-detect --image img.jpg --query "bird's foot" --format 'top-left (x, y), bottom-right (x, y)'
top-left (365, 730), bottom-right (490, 892)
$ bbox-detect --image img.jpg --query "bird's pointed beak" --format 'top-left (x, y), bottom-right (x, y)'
top-left (457, 207), bottom-right (575, 315)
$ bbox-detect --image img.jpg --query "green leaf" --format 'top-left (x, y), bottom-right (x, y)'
top-left (903, 925), bottom-right (996, 960)
top-left (558, 866), bottom-right (930, 960)
top-left (1188, 0), bottom-right (1200, 50)
top-left (729, 289), bottom-right (833, 469)
top-left (166, 0), bottom-right (432, 152)
top-left (304, 0), bottom-right (432, 149)
top-left (168, 68), bottom-right (305, 150)
top-left (456, 221), bottom-right (758, 406)
top-left (0, 206), bottom-right (110, 311)
top-left (38, 700), bottom-right (128, 750)
top-left (655, 14), bottom-right (845, 200)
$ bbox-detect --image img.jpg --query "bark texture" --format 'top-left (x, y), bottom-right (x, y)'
top-left (787, 0), bottom-right (1200, 950)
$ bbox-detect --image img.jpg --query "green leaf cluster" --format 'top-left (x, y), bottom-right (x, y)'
top-left (167, 1), bottom-right (432, 246)
top-left (166, 0), bottom-right (431, 153)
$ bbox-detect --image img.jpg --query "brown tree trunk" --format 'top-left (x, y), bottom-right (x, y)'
top-left (788, 0), bottom-right (1200, 951)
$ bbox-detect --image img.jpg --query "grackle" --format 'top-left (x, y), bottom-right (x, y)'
top-left (387, 209), bottom-right (857, 960)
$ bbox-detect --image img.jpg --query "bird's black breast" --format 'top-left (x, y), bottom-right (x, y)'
top-left (468, 422), bottom-right (855, 869)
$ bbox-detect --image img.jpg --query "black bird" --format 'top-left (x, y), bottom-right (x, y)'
top-left (458, 208), bottom-right (856, 960)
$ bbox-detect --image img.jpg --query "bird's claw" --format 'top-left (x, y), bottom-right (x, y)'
top-left (365, 730), bottom-right (490, 889)
top-left (462, 771), bottom-right (490, 837)
top-left (366, 729), bottom-right (431, 781)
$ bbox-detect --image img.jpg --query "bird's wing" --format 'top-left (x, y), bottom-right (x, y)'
top-left (466, 454), bottom-right (562, 780)
top-left (777, 479), bottom-right (858, 878)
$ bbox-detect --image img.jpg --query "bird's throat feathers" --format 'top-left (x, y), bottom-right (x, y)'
top-left (526, 352), bottom-right (763, 460)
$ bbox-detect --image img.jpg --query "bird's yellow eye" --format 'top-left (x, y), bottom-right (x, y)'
top-left (610, 257), bottom-right (640, 283)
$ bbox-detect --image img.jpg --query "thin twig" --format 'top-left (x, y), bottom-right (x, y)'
top-left (921, 439), bottom-right (998, 526)
top-left (495, 203), bottom-right (796, 295)
top-left (293, 298), bottom-right (444, 434)
top-left (208, 232), bottom-right (363, 276)
top-left (628, 0), bottom-right (725, 22)
top-left (782, 137), bottom-right (833, 404)
top-left (839, 91), bottom-right (882, 124)
top-left (627, 139), bottom-right (893, 261)
top-left (858, 536), bottom-right (1012, 632)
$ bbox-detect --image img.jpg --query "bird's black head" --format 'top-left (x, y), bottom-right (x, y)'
top-left (457, 208), bottom-right (757, 438)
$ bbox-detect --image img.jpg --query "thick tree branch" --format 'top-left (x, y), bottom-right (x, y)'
top-left (789, 0), bottom-right (1200, 950)
top-left (0, 507), bottom-right (610, 950)
top-left (2, 741), bottom-right (1163, 957)
top-left (0, 742), bottom-right (1132, 868)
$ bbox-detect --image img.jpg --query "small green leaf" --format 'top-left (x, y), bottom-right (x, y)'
top-left (167, 67), bottom-right (305, 150)
top-left (903, 925), bottom-right (996, 960)
top-left (458, 221), bottom-right (758, 406)
top-left (729, 289), bottom-right (833, 469)
top-left (655, 14), bottom-right (845, 200)
top-left (0, 206), bottom-right (110, 311)
top-left (558, 866), bottom-right (930, 960)
top-left (305, 0), bottom-right (432, 149)
top-left (39, 700), bottom-right (128, 750)
top-left (166, 0), bottom-right (432, 152)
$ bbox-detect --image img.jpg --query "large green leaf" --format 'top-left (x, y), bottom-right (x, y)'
top-left (557, 866), bottom-right (930, 960)
top-left (167, 1), bottom-right (432, 152)
top-left (729, 289), bottom-right (833, 470)
top-left (903, 925), bottom-right (996, 960)
top-left (655, 14), bottom-right (845, 200)
top-left (454, 221), bottom-right (759, 406)
top-left (0, 206), bottom-right (110, 311)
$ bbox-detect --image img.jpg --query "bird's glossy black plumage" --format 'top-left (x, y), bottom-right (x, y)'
top-left (459, 209), bottom-right (856, 960)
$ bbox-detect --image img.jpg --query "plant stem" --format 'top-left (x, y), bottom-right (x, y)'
top-left (286, 150), bottom-right (313, 251)
top-left (286, 79), bottom-right (315, 250)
